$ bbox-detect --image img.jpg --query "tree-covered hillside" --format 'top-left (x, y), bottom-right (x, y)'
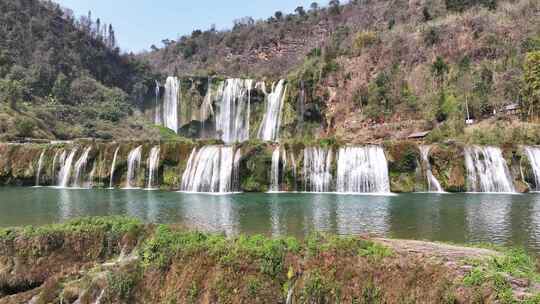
top-left (143, 0), bottom-right (540, 144)
top-left (0, 0), bottom-right (159, 141)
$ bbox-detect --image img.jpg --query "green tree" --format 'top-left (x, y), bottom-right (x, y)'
top-left (329, 0), bottom-right (341, 15)
top-left (523, 51), bottom-right (540, 119)
top-left (0, 79), bottom-right (23, 110)
top-left (431, 56), bottom-right (449, 87)
top-left (295, 6), bottom-right (306, 17)
top-left (52, 73), bottom-right (70, 104)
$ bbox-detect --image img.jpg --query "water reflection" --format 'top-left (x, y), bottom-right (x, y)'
top-left (2, 187), bottom-right (540, 253)
top-left (464, 194), bottom-right (513, 244)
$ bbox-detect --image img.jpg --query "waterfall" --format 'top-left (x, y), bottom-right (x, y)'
top-left (464, 146), bottom-right (516, 193)
top-left (291, 152), bottom-right (298, 191)
top-left (200, 77), bottom-right (214, 135)
top-left (88, 162), bottom-right (96, 188)
top-left (298, 80), bottom-right (305, 129)
top-left (524, 146), bottom-right (540, 191)
top-left (215, 79), bottom-right (252, 144)
top-left (35, 149), bottom-right (46, 186)
top-left (336, 146), bottom-right (390, 194)
top-left (154, 80), bottom-right (161, 125)
top-left (419, 146), bottom-right (444, 193)
top-left (109, 146), bottom-right (120, 189)
top-left (258, 80), bottom-right (287, 142)
top-left (146, 146), bottom-right (160, 189)
top-left (180, 146), bottom-right (240, 193)
top-left (164, 76), bottom-right (179, 133)
top-left (51, 150), bottom-right (60, 185)
top-left (57, 149), bottom-right (78, 188)
top-left (72, 147), bottom-right (91, 188)
top-left (270, 147), bottom-right (281, 192)
top-left (125, 146), bottom-right (142, 189)
top-left (303, 147), bottom-right (333, 192)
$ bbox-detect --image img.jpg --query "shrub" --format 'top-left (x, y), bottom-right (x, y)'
top-left (14, 117), bottom-right (36, 137)
top-left (353, 31), bottom-right (379, 52)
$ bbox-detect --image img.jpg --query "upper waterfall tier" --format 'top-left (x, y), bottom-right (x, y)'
top-left (163, 76), bottom-right (180, 133)
top-left (464, 146), bottom-right (516, 193)
top-left (215, 79), bottom-right (253, 144)
top-left (258, 80), bottom-right (287, 142)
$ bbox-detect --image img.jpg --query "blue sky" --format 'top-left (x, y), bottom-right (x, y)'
top-left (53, 0), bottom-right (330, 53)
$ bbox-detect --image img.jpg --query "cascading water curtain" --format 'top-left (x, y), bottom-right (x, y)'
top-left (419, 146), bottom-right (444, 193)
top-left (464, 146), bottom-right (516, 193)
top-left (215, 79), bottom-right (253, 144)
top-left (163, 76), bottom-right (179, 133)
top-left (180, 146), bottom-right (241, 193)
top-left (258, 80), bottom-right (287, 142)
top-left (524, 146), bottom-right (540, 191)
top-left (336, 146), bottom-right (390, 194)
top-left (124, 146), bottom-right (142, 189)
top-left (303, 147), bottom-right (333, 192)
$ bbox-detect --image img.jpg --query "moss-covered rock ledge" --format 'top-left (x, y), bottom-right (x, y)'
top-left (1, 217), bottom-right (539, 303)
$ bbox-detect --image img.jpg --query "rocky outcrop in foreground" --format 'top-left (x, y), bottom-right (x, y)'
top-left (0, 217), bottom-right (539, 303)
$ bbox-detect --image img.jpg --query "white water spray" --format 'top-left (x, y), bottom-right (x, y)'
top-left (419, 146), bottom-right (444, 193)
top-left (215, 79), bottom-right (253, 143)
top-left (72, 147), bottom-right (92, 188)
top-left (180, 146), bottom-right (240, 193)
top-left (35, 149), bottom-right (46, 186)
top-left (303, 147), bottom-right (333, 192)
top-left (154, 80), bottom-right (161, 125)
top-left (124, 146), bottom-right (142, 189)
top-left (270, 147), bottom-right (281, 192)
top-left (336, 146), bottom-right (390, 193)
top-left (57, 149), bottom-right (78, 188)
top-left (464, 146), bottom-right (515, 193)
top-left (164, 76), bottom-right (179, 133)
top-left (109, 146), bottom-right (120, 189)
top-left (146, 146), bottom-right (160, 189)
top-left (258, 80), bottom-right (287, 142)
top-left (524, 146), bottom-right (540, 191)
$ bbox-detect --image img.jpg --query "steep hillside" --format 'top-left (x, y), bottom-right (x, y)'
top-left (0, 0), bottom-right (160, 141)
top-left (143, 0), bottom-right (540, 144)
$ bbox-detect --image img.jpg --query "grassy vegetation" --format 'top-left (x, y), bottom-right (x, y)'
top-left (2, 217), bottom-right (540, 302)
top-left (0, 216), bottom-right (143, 241)
top-left (463, 248), bottom-right (540, 303)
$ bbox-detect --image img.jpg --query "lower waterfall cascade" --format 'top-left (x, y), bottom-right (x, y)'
top-left (57, 149), bottom-right (78, 188)
top-left (525, 146), bottom-right (540, 191)
top-left (9, 142), bottom-right (540, 194)
top-left (124, 146), bottom-right (142, 189)
top-left (35, 149), bottom-right (46, 186)
top-left (419, 146), bottom-right (445, 193)
top-left (109, 146), bottom-right (120, 189)
top-left (464, 146), bottom-right (516, 193)
top-left (146, 146), bottom-right (160, 189)
top-left (336, 146), bottom-right (390, 194)
top-left (72, 147), bottom-right (92, 188)
top-left (180, 146), bottom-right (241, 193)
top-left (303, 147), bottom-right (333, 192)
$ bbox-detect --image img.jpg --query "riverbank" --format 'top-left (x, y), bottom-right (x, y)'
top-left (0, 217), bottom-right (538, 303)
